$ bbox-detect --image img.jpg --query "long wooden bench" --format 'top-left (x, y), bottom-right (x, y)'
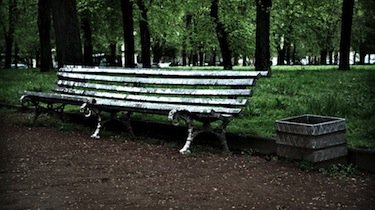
top-left (20, 66), bottom-right (269, 154)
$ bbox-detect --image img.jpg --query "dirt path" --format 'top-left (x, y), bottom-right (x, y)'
top-left (0, 114), bottom-right (374, 209)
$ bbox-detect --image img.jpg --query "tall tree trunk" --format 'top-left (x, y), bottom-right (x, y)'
top-left (137, 0), bottom-right (151, 68)
top-left (5, 0), bottom-right (17, 68)
top-left (359, 43), bottom-right (366, 65)
top-left (320, 49), bottom-right (327, 65)
top-left (199, 43), bottom-right (204, 66)
top-left (277, 47), bottom-right (285, 65)
top-left (210, 0), bottom-right (232, 70)
top-left (212, 49), bottom-right (217, 66)
top-left (255, 0), bottom-right (272, 72)
top-left (182, 15), bottom-right (192, 66)
top-left (35, 50), bottom-right (40, 68)
top-left (81, 10), bottom-right (93, 66)
top-left (285, 41), bottom-right (291, 65)
top-left (14, 42), bottom-right (19, 67)
top-left (108, 44), bottom-right (117, 66)
top-left (328, 50), bottom-right (333, 65)
top-left (152, 41), bottom-right (162, 64)
top-left (339, 0), bottom-right (354, 70)
top-left (38, 0), bottom-right (52, 72)
top-left (192, 53), bottom-right (198, 66)
top-left (121, 0), bottom-right (135, 68)
top-left (51, 0), bottom-right (82, 67)
top-left (292, 44), bottom-right (296, 65)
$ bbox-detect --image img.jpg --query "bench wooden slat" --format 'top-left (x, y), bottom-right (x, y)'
top-left (56, 80), bottom-right (253, 97)
top-left (93, 98), bottom-right (242, 115)
top-left (57, 72), bottom-right (256, 86)
top-left (20, 91), bottom-right (90, 104)
top-left (53, 87), bottom-right (248, 106)
top-left (21, 91), bottom-right (242, 115)
top-left (61, 66), bottom-right (268, 78)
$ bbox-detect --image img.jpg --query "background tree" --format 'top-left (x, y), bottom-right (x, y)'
top-left (121, 0), bottom-right (135, 67)
top-left (3, 0), bottom-right (17, 68)
top-left (210, 0), bottom-right (232, 70)
top-left (255, 0), bottom-right (271, 71)
top-left (224, 1), bottom-right (256, 66)
top-left (137, 0), bottom-right (151, 68)
top-left (78, 0), bottom-right (94, 66)
top-left (352, 0), bottom-right (375, 64)
top-left (2, 0), bottom-right (374, 70)
top-left (38, 0), bottom-right (52, 71)
top-left (51, 0), bottom-right (82, 67)
top-left (338, 0), bottom-right (354, 70)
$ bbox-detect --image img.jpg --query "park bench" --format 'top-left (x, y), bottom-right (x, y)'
top-left (20, 66), bottom-right (269, 154)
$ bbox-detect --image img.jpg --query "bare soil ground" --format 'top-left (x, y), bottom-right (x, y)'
top-left (0, 113), bottom-right (374, 209)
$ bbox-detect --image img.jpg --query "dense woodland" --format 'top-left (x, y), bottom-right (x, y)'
top-left (0, 0), bottom-right (374, 71)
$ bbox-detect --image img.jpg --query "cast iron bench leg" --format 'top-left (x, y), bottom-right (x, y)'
top-left (168, 109), bottom-right (231, 155)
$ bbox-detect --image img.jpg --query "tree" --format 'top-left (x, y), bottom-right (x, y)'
top-left (38, 0), bottom-right (52, 71)
top-left (121, 0), bottom-right (135, 67)
top-left (4, 0), bottom-right (17, 68)
top-left (339, 0), bottom-right (354, 70)
top-left (352, 0), bottom-right (375, 64)
top-left (255, 0), bottom-right (271, 71)
top-left (80, 9), bottom-right (93, 66)
top-left (137, 0), bottom-right (151, 68)
top-left (51, 0), bottom-right (82, 67)
top-left (210, 0), bottom-right (232, 70)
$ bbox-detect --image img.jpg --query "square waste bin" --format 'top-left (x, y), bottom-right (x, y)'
top-left (276, 114), bottom-right (347, 162)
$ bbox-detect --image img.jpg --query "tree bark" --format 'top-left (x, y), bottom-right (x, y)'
top-left (108, 43), bottom-right (117, 66)
top-left (121, 0), bottom-right (135, 68)
top-left (137, 0), bottom-right (151, 68)
top-left (339, 0), bottom-right (354, 70)
top-left (4, 0), bottom-right (17, 69)
top-left (255, 0), bottom-right (272, 71)
top-left (320, 49), bottom-right (327, 65)
top-left (81, 10), bottom-right (93, 66)
top-left (38, 0), bottom-right (52, 71)
top-left (210, 0), bottom-right (232, 70)
top-left (182, 15), bottom-right (192, 66)
top-left (50, 0), bottom-right (82, 67)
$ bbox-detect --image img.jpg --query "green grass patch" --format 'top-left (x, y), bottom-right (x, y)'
top-left (0, 68), bottom-right (57, 104)
top-left (1, 66), bottom-right (374, 149)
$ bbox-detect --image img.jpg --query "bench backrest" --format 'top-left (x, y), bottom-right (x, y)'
top-left (53, 66), bottom-right (269, 116)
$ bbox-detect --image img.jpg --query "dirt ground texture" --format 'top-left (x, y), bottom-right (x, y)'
top-left (0, 113), bottom-right (374, 209)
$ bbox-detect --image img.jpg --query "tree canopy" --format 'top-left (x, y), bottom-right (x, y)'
top-left (0, 0), bottom-right (374, 69)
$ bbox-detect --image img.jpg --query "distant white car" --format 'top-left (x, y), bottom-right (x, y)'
top-left (158, 62), bottom-right (171, 68)
top-left (11, 63), bottom-right (28, 69)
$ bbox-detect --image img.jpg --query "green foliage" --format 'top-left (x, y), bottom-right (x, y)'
top-left (1, 0), bottom-right (374, 68)
top-left (298, 160), bottom-right (357, 177)
top-left (240, 148), bottom-right (259, 156)
top-left (298, 160), bottom-right (315, 172)
top-left (318, 163), bottom-right (357, 177)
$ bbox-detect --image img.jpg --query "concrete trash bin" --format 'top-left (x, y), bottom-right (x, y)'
top-left (276, 114), bottom-right (347, 162)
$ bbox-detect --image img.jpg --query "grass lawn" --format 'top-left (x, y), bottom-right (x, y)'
top-left (0, 66), bottom-right (374, 149)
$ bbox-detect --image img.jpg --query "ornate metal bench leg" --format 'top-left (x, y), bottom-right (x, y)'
top-left (91, 113), bottom-right (102, 139)
top-left (179, 126), bottom-right (194, 154)
top-left (122, 112), bottom-right (135, 137)
top-left (216, 129), bottom-right (231, 155)
top-left (215, 118), bottom-right (231, 155)
top-left (169, 109), bottom-right (196, 154)
top-left (80, 101), bottom-right (102, 138)
top-left (32, 103), bottom-right (44, 124)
